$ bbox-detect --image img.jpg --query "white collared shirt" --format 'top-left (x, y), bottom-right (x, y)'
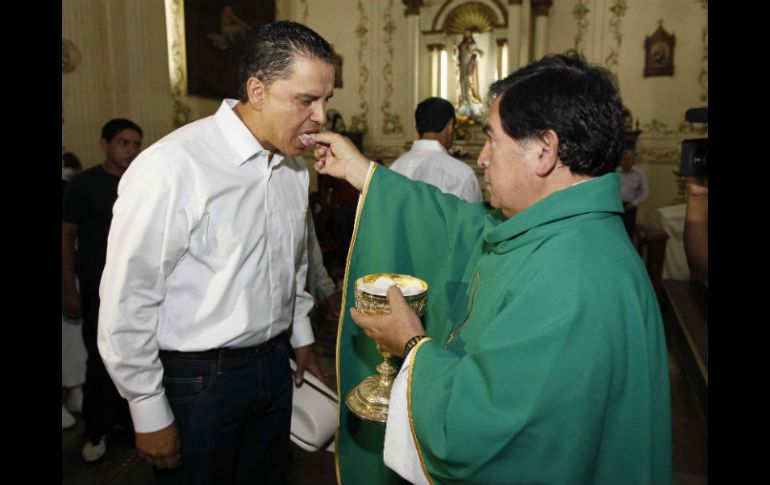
top-left (98, 99), bottom-right (315, 432)
top-left (389, 139), bottom-right (483, 203)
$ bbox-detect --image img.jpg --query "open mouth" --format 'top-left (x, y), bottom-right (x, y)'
top-left (298, 132), bottom-right (318, 148)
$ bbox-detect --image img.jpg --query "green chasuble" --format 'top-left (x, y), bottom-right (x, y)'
top-left (335, 165), bottom-right (672, 485)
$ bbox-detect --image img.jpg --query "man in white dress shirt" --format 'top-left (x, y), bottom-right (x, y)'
top-left (98, 21), bottom-right (332, 485)
top-left (390, 97), bottom-right (482, 203)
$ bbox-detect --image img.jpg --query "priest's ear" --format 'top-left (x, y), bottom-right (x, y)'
top-left (533, 129), bottom-right (561, 177)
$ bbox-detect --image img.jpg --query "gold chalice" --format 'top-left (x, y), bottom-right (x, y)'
top-left (346, 273), bottom-right (428, 423)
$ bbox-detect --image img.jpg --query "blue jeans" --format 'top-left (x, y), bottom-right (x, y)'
top-left (154, 337), bottom-right (293, 485)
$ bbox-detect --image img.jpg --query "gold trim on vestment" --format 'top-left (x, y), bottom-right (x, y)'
top-left (407, 337), bottom-right (435, 485)
top-left (334, 162), bottom-right (379, 485)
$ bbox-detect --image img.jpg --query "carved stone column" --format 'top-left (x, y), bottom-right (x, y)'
top-left (403, 0), bottom-right (423, 136)
top-left (507, 0), bottom-right (522, 70)
top-left (532, 0), bottom-right (553, 61)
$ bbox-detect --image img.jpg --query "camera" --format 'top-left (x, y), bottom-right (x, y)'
top-left (679, 107), bottom-right (708, 178)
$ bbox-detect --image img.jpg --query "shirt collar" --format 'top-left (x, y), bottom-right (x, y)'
top-left (410, 139), bottom-right (448, 154)
top-left (214, 99), bottom-right (284, 167)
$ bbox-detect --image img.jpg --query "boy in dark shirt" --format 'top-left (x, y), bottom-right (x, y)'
top-left (62, 118), bottom-right (143, 462)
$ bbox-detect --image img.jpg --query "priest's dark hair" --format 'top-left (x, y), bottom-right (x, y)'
top-left (489, 51), bottom-right (624, 176)
top-left (415, 97), bottom-right (456, 137)
top-left (238, 21), bottom-right (334, 102)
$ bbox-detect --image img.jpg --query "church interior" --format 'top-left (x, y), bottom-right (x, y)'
top-left (62, 1), bottom-right (707, 483)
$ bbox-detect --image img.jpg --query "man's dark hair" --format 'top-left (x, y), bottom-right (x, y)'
top-left (415, 97), bottom-right (456, 137)
top-left (101, 118), bottom-right (143, 142)
top-left (238, 21), bottom-right (334, 102)
top-left (489, 51), bottom-right (624, 176)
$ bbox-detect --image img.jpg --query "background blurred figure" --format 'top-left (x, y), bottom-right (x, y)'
top-left (62, 119), bottom-right (143, 461)
top-left (306, 214), bottom-right (341, 342)
top-left (316, 111), bottom-right (360, 280)
top-left (618, 149), bottom-right (649, 238)
top-left (62, 151), bottom-right (86, 430)
top-left (62, 151), bottom-right (83, 185)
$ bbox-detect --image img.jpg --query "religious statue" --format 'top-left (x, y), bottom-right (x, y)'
top-left (455, 29), bottom-right (485, 119)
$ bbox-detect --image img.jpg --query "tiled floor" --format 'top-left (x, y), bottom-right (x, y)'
top-left (62, 305), bottom-right (707, 484)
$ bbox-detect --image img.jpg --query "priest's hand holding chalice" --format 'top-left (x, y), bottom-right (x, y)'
top-left (346, 274), bottom-right (428, 422)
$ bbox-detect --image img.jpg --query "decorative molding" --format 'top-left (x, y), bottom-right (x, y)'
top-left (531, 0), bottom-right (553, 17)
top-left (445, 2), bottom-right (501, 33)
top-left (572, 0), bottom-right (589, 55)
top-left (509, 0), bottom-right (523, 5)
top-left (165, 0), bottom-right (192, 127)
top-left (402, 0), bottom-right (423, 16)
top-left (367, 144), bottom-right (407, 159)
top-left (642, 119), bottom-right (672, 136)
top-left (350, 0), bottom-right (370, 134)
top-left (636, 147), bottom-right (679, 165)
top-left (432, 0), bottom-right (508, 32)
top-left (676, 120), bottom-right (708, 136)
top-left (496, 38), bottom-right (508, 47)
top-left (62, 39), bottom-right (81, 73)
top-left (604, 0), bottom-right (628, 78)
top-left (380, 0), bottom-right (404, 135)
top-left (427, 43), bottom-right (444, 51)
top-left (641, 118), bottom-right (707, 137)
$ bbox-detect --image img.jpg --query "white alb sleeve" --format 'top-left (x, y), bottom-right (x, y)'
top-left (383, 348), bottom-right (430, 485)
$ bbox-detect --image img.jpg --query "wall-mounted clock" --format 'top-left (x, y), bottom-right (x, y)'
top-left (644, 21), bottom-right (675, 77)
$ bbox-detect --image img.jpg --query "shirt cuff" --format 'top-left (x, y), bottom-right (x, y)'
top-left (128, 393), bottom-right (176, 433)
top-left (290, 317), bottom-right (315, 349)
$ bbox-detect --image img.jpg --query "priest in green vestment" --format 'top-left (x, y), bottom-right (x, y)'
top-left (309, 52), bottom-right (671, 485)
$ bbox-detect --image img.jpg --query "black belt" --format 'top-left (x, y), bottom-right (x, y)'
top-left (159, 332), bottom-right (286, 361)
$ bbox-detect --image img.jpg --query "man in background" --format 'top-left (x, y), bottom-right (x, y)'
top-left (62, 118), bottom-right (143, 462)
top-left (390, 97), bottom-right (482, 203)
top-left (618, 148), bottom-right (649, 238)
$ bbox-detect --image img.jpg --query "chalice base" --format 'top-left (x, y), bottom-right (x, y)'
top-left (345, 372), bottom-right (394, 423)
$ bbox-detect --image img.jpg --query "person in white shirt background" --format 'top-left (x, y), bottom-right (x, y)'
top-left (390, 97), bottom-right (483, 203)
top-left (98, 21), bottom-right (332, 485)
top-left (617, 148), bottom-right (650, 238)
